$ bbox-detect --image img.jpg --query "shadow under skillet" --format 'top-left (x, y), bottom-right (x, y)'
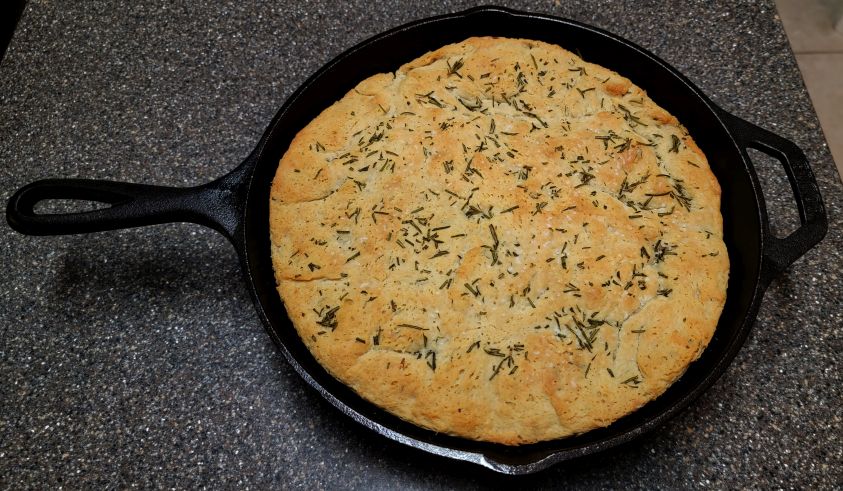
top-left (0, 0), bottom-right (25, 63)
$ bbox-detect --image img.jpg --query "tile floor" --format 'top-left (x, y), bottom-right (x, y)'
top-left (776, 0), bottom-right (843, 179)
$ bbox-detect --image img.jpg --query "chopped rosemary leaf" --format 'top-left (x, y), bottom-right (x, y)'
top-left (670, 134), bottom-right (681, 153)
top-left (464, 282), bottom-right (481, 297)
top-left (345, 251), bottom-right (361, 263)
top-left (397, 323), bottom-right (428, 330)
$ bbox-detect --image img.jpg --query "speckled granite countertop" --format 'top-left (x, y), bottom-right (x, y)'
top-left (1, 0), bottom-right (840, 488)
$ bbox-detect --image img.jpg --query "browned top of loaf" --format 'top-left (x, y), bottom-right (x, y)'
top-left (269, 37), bottom-right (729, 444)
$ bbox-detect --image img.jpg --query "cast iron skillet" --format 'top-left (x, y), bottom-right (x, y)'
top-left (5, 6), bottom-right (828, 474)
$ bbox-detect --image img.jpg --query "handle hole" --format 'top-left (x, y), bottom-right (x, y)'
top-left (747, 148), bottom-right (800, 239)
top-left (32, 199), bottom-right (113, 215)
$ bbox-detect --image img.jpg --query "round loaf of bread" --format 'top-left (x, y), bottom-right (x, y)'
top-left (269, 37), bottom-right (729, 444)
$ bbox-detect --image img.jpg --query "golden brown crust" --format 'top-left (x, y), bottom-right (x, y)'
top-left (269, 37), bottom-right (729, 444)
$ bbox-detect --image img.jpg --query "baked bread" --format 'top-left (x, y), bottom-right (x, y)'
top-left (269, 37), bottom-right (728, 444)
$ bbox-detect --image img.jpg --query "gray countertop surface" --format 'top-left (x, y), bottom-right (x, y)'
top-left (1, 0), bottom-right (841, 488)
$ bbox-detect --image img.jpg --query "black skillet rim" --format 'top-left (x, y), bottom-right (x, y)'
top-left (237, 6), bottom-right (781, 474)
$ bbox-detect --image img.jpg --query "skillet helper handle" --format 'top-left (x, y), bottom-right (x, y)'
top-left (6, 163), bottom-right (249, 241)
top-left (723, 112), bottom-right (828, 285)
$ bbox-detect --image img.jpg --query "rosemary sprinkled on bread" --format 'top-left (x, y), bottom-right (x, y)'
top-left (270, 37), bottom-right (728, 444)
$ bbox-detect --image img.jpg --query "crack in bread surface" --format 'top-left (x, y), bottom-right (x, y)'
top-left (269, 37), bottom-right (729, 444)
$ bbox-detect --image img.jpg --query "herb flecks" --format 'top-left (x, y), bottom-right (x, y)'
top-left (316, 306), bottom-right (340, 331)
top-left (457, 96), bottom-right (484, 112)
top-left (576, 87), bottom-right (595, 98)
top-left (652, 240), bottom-right (677, 263)
top-left (446, 58), bottom-right (465, 78)
top-left (669, 134), bottom-right (681, 153)
top-left (346, 251), bottom-right (361, 263)
top-left (618, 172), bottom-right (650, 200)
top-left (483, 343), bottom-right (526, 380)
top-left (464, 282), bottom-right (481, 297)
top-left (644, 178), bottom-right (693, 211)
top-left (425, 351), bottom-right (437, 370)
top-left (621, 375), bottom-right (642, 387)
top-left (617, 104), bottom-right (648, 127)
top-left (485, 224), bottom-right (501, 266)
top-left (397, 323), bottom-right (428, 331)
top-left (415, 91), bottom-right (446, 108)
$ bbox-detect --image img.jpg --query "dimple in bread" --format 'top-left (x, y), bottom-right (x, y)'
top-left (269, 37), bottom-right (729, 444)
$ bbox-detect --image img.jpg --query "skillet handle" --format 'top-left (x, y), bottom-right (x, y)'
top-left (722, 112), bottom-right (828, 286)
top-left (6, 156), bottom-right (252, 244)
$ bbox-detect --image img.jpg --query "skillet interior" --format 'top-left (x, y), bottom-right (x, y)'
top-left (240, 7), bottom-right (764, 472)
